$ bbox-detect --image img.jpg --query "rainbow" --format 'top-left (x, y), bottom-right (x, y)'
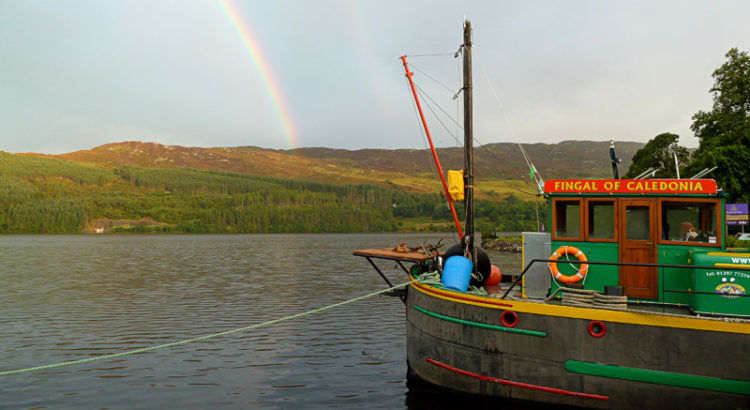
top-left (217, 0), bottom-right (299, 148)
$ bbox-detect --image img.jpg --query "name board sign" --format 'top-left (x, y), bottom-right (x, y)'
top-left (726, 203), bottom-right (749, 226)
top-left (544, 179), bottom-right (717, 195)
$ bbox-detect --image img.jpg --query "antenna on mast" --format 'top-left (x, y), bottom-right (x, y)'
top-left (609, 139), bottom-right (622, 179)
top-left (690, 166), bottom-right (718, 179)
top-left (634, 167), bottom-right (657, 180)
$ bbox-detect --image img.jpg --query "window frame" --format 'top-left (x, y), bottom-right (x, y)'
top-left (551, 198), bottom-right (584, 241)
top-left (657, 197), bottom-right (723, 248)
top-left (584, 198), bottom-right (618, 243)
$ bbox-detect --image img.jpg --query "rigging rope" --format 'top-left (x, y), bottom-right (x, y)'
top-left (415, 83), bottom-right (463, 132)
top-left (403, 76), bottom-right (440, 181)
top-left (415, 84), bottom-right (463, 147)
top-left (409, 62), bottom-right (458, 95)
top-left (398, 52), bottom-right (480, 244)
top-left (0, 279), bottom-right (419, 377)
top-left (403, 52), bottom-right (455, 58)
top-left (414, 83), bottom-right (484, 147)
top-left (475, 48), bottom-right (543, 196)
top-left (475, 48), bottom-right (518, 141)
top-left (405, 58), bottom-right (485, 147)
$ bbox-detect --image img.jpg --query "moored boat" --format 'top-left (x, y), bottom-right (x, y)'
top-left (355, 20), bottom-right (750, 409)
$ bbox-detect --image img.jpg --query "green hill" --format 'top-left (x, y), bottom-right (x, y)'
top-left (0, 151), bottom-right (541, 233)
top-left (1, 140), bottom-right (641, 234)
top-left (43, 140), bottom-right (642, 196)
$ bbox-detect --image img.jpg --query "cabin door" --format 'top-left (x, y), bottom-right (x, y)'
top-left (618, 199), bottom-right (658, 299)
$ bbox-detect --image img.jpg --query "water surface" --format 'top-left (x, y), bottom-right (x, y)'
top-left (0, 234), bottom-right (521, 408)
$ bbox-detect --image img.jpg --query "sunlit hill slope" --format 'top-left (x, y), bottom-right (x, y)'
top-left (0, 140), bottom-right (641, 234)
top-left (48, 140), bottom-right (642, 195)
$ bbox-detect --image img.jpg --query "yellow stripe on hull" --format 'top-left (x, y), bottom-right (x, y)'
top-left (707, 252), bottom-right (750, 257)
top-left (411, 279), bottom-right (750, 335)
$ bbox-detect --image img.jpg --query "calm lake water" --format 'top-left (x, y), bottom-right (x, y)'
top-left (0, 233), bottom-right (522, 409)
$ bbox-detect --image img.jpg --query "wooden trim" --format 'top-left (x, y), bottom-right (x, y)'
top-left (657, 197), bottom-right (723, 248)
top-left (352, 248), bottom-right (434, 261)
top-left (584, 198), bottom-right (618, 243)
top-left (618, 198), bottom-right (658, 299)
top-left (551, 198), bottom-right (584, 241)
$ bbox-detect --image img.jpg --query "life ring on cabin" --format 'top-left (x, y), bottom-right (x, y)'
top-left (548, 246), bottom-right (589, 284)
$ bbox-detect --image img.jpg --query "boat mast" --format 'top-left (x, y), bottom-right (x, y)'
top-left (400, 56), bottom-right (465, 240)
top-left (462, 20), bottom-right (475, 267)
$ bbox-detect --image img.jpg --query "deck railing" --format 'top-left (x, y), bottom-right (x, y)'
top-left (502, 259), bottom-right (750, 300)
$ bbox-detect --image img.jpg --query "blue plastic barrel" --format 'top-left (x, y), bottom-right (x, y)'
top-left (441, 256), bottom-right (473, 292)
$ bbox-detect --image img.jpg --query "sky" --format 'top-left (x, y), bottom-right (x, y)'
top-left (1, 0), bottom-right (749, 154)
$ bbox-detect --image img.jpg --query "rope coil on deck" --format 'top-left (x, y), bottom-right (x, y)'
top-left (561, 287), bottom-right (597, 306)
top-left (561, 287), bottom-right (628, 311)
top-left (593, 293), bottom-right (628, 309)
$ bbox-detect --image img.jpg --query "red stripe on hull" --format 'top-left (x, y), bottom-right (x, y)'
top-left (424, 357), bottom-right (609, 401)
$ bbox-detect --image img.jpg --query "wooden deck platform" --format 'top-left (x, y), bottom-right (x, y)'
top-left (352, 248), bottom-right (435, 263)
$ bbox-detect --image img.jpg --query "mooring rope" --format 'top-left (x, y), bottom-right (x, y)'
top-left (0, 279), bottom-right (419, 377)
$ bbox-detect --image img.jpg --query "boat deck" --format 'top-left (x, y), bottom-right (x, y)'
top-left (354, 247), bottom-right (750, 323)
top-left (453, 280), bottom-right (750, 323)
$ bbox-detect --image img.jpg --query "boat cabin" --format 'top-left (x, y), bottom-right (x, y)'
top-left (544, 178), bottom-right (748, 316)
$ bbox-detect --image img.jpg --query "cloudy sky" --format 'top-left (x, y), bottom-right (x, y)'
top-left (1, 0), bottom-right (749, 154)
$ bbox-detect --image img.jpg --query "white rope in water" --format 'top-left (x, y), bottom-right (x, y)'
top-left (0, 279), bottom-right (418, 377)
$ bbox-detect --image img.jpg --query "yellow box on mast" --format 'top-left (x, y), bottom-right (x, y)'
top-left (447, 170), bottom-right (464, 201)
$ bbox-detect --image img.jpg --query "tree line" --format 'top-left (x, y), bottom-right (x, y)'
top-left (625, 48), bottom-right (750, 203)
top-left (0, 153), bottom-right (541, 234)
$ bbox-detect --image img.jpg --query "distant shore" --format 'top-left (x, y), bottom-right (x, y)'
top-left (481, 237), bottom-right (522, 253)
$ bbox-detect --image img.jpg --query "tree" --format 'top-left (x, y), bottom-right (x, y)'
top-left (624, 132), bottom-right (689, 178)
top-left (688, 48), bottom-right (750, 202)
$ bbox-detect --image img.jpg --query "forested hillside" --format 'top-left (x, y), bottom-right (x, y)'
top-left (0, 151), bottom-right (542, 234)
top-left (43, 140), bottom-right (642, 196)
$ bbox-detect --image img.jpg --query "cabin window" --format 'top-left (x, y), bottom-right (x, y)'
top-left (625, 206), bottom-right (651, 240)
top-left (553, 199), bottom-right (582, 239)
top-left (587, 200), bottom-right (615, 240)
top-left (661, 200), bottom-right (719, 244)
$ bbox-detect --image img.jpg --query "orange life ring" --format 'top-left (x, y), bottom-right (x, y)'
top-left (548, 246), bottom-right (589, 284)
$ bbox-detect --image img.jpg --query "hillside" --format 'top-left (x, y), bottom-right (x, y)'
top-left (43, 140), bottom-right (643, 196)
top-left (1, 140), bottom-right (642, 234)
top-left (0, 151), bottom-right (543, 234)
top-left (293, 140), bottom-right (643, 180)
